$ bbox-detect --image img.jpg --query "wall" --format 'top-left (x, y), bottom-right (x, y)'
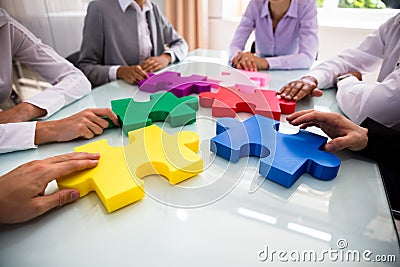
top-left (0, 0), bottom-right (165, 58)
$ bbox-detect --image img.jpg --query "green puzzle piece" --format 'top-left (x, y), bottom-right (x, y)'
top-left (111, 92), bottom-right (199, 135)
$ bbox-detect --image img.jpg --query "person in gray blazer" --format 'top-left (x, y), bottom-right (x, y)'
top-left (78, 0), bottom-right (189, 88)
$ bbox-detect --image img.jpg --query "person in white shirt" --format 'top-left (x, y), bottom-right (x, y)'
top-left (0, 8), bottom-right (119, 154)
top-left (78, 0), bottom-right (189, 87)
top-left (278, 12), bottom-right (400, 128)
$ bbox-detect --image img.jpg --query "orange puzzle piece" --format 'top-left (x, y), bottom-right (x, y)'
top-left (57, 125), bottom-right (203, 213)
top-left (199, 85), bottom-right (296, 120)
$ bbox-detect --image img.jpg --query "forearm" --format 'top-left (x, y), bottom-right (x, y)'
top-left (336, 70), bottom-right (400, 127)
top-left (0, 102), bottom-right (46, 123)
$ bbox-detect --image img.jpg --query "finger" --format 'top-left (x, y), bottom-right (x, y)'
top-left (241, 58), bottom-right (252, 71)
top-left (232, 53), bottom-right (244, 67)
top-left (82, 109), bottom-right (115, 129)
top-left (84, 121), bottom-right (104, 136)
top-left (134, 66), bottom-right (149, 80)
top-left (325, 136), bottom-right (349, 152)
top-left (89, 108), bottom-right (120, 127)
top-left (250, 60), bottom-right (257, 72)
top-left (32, 189), bottom-right (80, 218)
top-left (40, 157), bottom-right (100, 184)
top-left (141, 59), bottom-right (152, 71)
top-left (286, 110), bottom-right (315, 123)
top-left (311, 88), bottom-right (323, 97)
top-left (44, 152), bottom-right (100, 164)
top-left (145, 60), bottom-right (161, 72)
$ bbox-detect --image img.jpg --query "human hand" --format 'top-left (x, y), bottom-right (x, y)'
top-left (278, 76), bottom-right (323, 101)
top-left (35, 108), bottom-right (119, 145)
top-left (0, 102), bottom-right (47, 124)
top-left (231, 52), bottom-right (268, 71)
top-left (0, 152), bottom-right (100, 224)
top-left (141, 54), bottom-right (171, 72)
top-left (286, 110), bottom-right (368, 152)
top-left (337, 71), bottom-right (362, 82)
top-left (117, 65), bottom-right (149, 84)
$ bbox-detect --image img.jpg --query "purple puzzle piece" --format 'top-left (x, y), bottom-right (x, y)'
top-left (138, 71), bottom-right (212, 97)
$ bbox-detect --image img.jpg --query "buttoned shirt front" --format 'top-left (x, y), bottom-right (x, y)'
top-left (108, 0), bottom-right (176, 81)
top-left (229, 0), bottom-right (319, 70)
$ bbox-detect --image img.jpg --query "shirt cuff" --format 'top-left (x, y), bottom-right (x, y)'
top-left (307, 69), bottom-right (332, 89)
top-left (0, 121), bottom-right (37, 154)
top-left (164, 51), bottom-right (176, 63)
top-left (24, 90), bottom-right (65, 119)
top-left (109, 65), bottom-right (120, 81)
top-left (337, 75), bottom-right (359, 88)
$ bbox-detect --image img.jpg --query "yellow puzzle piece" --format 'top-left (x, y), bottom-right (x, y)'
top-left (57, 125), bottom-right (203, 212)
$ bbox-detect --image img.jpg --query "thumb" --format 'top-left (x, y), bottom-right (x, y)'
top-left (311, 89), bottom-right (323, 97)
top-left (35, 189), bottom-right (80, 217)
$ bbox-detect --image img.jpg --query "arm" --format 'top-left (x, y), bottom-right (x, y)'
top-left (267, 0), bottom-right (319, 69)
top-left (307, 14), bottom-right (390, 89)
top-left (0, 152), bottom-right (100, 224)
top-left (0, 108), bottom-right (119, 154)
top-left (286, 110), bottom-right (368, 152)
top-left (78, 2), bottom-right (111, 87)
top-left (228, 0), bottom-right (256, 61)
top-left (8, 12), bottom-right (90, 119)
top-left (278, 13), bottom-right (392, 101)
top-left (155, 4), bottom-right (188, 62)
top-left (287, 110), bottom-right (400, 167)
top-left (336, 67), bottom-right (400, 127)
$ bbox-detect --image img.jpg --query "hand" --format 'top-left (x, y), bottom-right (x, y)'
top-left (35, 108), bottom-right (119, 145)
top-left (117, 65), bottom-right (149, 84)
top-left (0, 152), bottom-right (100, 224)
top-left (286, 110), bottom-right (368, 152)
top-left (231, 52), bottom-right (268, 71)
top-left (337, 71), bottom-right (362, 82)
top-left (141, 54), bottom-right (171, 72)
top-left (278, 76), bottom-right (323, 101)
top-left (0, 102), bottom-right (47, 123)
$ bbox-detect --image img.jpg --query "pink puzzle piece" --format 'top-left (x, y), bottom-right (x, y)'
top-left (206, 69), bottom-right (270, 90)
top-left (199, 85), bottom-right (295, 120)
top-left (238, 70), bottom-right (270, 87)
top-left (137, 71), bottom-right (212, 97)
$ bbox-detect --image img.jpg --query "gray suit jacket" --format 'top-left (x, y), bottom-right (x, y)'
top-left (78, 0), bottom-right (188, 87)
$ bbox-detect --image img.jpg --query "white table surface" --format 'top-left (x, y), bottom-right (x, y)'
top-left (0, 49), bottom-right (399, 267)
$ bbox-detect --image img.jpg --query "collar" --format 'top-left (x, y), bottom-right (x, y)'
top-left (260, 0), bottom-right (298, 19)
top-left (118, 0), bottom-right (152, 12)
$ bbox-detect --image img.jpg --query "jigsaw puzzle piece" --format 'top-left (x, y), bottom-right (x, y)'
top-left (58, 125), bottom-right (203, 212)
top-left (199, 85), bottom-right (295, 120)
top-left (206, 69), bottom-right (270, 89)
top-left (111, 92), bottom-right (198, 135)
top-left (210, 115), bottom-right (340, 188)
top-left (138, 71), bottom-right (212, 97)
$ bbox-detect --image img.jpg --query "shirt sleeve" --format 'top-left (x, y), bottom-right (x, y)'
top-left (157, 7), bottom-right (188, 62)
top-left (267, 1), bottom-right (319, 70)
top-left (9, 15), bottom-right (91, 119)
top-left (228, 1), bottom-right (256, 61)
top-left (308, 15), bottom-right (389, 89)
top-left (358, 118), bottom-right (400, 166)
top-left (336, 67), bottom-right (400, 127)
top-left (0, 121), bottom-right (37, 154)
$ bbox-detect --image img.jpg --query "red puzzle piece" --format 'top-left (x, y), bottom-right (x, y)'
top-left (199, 85), bottom-right (295, 120)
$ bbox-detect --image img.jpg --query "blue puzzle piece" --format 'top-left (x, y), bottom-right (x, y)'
top-left (210, 115), bottom-right (341, 188)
